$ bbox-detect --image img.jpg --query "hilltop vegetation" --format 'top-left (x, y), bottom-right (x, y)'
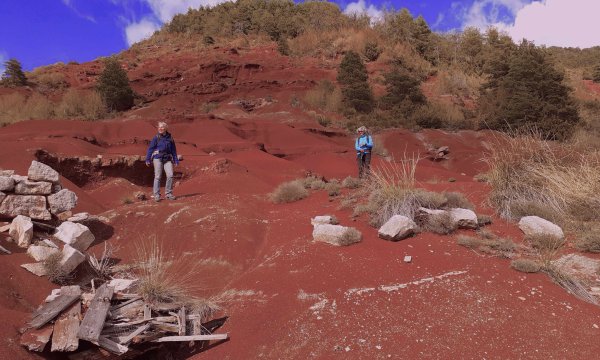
top-left (0, 0), bottom-right (599, 144)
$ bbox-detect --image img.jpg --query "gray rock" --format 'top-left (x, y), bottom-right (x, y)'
top-left (10, 174), bottom-right (28, 184)
top-left (449, 208), bottom-right (478, 229)
top-left (0, 169), bottom-right (15, 176)
top-left (47, 189), bottom-right (78, 214)
top-left (0, 176), bottom-right (15, 192)
top-left (0, 195), bottom-right (51, 220)
top-left (52, 183), bottom-right (62, 194)
top-left (378, 215), bottom-right (417, 241)
top-left (14, 180), bottom-right (52, 195)
top-left (311, 215), bottom-right (336, 226)
top-left (312, 224), bottom-right (361, 246)
top-left (27, 245), bottom-right (60, 262)
top-left (21, 263), bottom-right (48, 276)
top-left (9, 215), bottom-right (33, 248)
top-left (54, 221), bottom-right (95, 251)
top-left (59, 245), bottom-right (86, 274)
top-left (41, 239), bottom-right (59, 249)
top-left (108, 279), bottom-right (138, 292)
top-left (28, 160), bottom-right (60, 183)
top-left (518, 216), bottom-right (564, 239)
top-left (0, 191), bottom-right (6, 205)
top-left (418, 207), bottom-right (447, 216)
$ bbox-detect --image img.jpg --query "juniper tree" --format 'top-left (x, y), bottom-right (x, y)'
top-left (1, 58), bottom-right (27, 87)
top-left (96, 57), bottom-right (134, 111)
top-left (337, 51), bottom-right (374, 113)
top-left (593, 63), bottom-right (600, 83)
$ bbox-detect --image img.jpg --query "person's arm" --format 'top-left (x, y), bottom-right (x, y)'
top-left (355, 138), bottom-right (361, 151)
top-left (171, 139), bottom-right (179, 165)
top-left (145, 136), bottom-right (157, 164)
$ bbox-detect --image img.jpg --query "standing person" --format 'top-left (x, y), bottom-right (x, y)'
top-left (355, 126), bottom-right (373, 179)
top-left (145, 121), bottom-right (179, 202)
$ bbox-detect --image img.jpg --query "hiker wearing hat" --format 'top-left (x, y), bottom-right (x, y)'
top-left (145, 121), bottom-right (179, 202)
top-left (355, 126), bottom-right (373, 179)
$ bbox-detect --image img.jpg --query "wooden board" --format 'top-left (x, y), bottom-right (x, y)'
top-left (154, 334), bottom-right (228, 342)
top-left (77, 284), bottom-right (114, 342)
top-left (97, 336), bottom-right (128, 355)
top-left (29, 291), bottom-right (81, 329)
top-left (114, 324), bottom-right (150, 345)
top-left (51, 300), bottom-right (81, 352)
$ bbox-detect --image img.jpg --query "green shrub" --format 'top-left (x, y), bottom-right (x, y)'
top-left (423, 212), bottom-right (457, 235)
top-left (363, 41), bottom-right (381, 62)
top-left (96, 57), bottom-right (134, 111)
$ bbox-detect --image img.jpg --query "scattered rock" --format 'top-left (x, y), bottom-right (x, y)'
top-left (59, 245), bottom-right (86, 274)
top-left (54, 222), bottom-right (95, 252)
top-left (27, 245), bottom-right (60, 262)
top-left (0, 169), bottom-right (15, 176)
top-left (403, 256), bottom-right (412, 263)
top-left (0, 195), bottom-right (51, 220)
top-left (311, 215), bottom-right (337, 226)
top-left (47, 189), bottom-right (78, 214)
top-left (44, 288), bottom-right (62, 303)
top-left (21, 263), bottom-right (48, 277)
top-left (9, 215), bottom-right (34, 248)
top-left (15, 180), bottom-right (53, 195)
top-left (57, 211), bottom-right (73, 222)
top-left (0, 176), bottom-right (15, 192)
top-left (518, 216), bottom-right (564, 239)
top-left (449, 208), bottom-right (478, 229)
top-left (134, 191), bottom-right (147, 201)
top-left (28, 160), bottom-right (60, 183)
top-left (378, 215), bottom-right (417, 241)
top-left (10, 174), bottom-right (28, 184)
top-left (312, 224), bottom-right (361, 246)
top-left (41, 239), bottom-right (59, 249)
top-left (67, 212), bottom-right (90, 223)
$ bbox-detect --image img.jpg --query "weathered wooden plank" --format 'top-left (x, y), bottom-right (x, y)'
top-left (0, 244), bottom-right (11, 254)
top-left (191, 316), bottom-right (202, 335)
top-left (109, 296), bottom-right (142, 311)
top-left (51, 300), bottom-right (81, 352)
top-left (150, 321), bottom-right (178, 333)
top-left (77, 284), bottom-right (114, 342)
top-left (178, 306), bottom-right (186, 336)
top-left (33, 286), bottom-right (81, 318)
top-left (29, 293), bottom-right (81, 329)
top-left (97, 336), bottom-right (128, 355)
top-left (153, 334), bottom-right (228, 342)
top-left (110, 299), bottom-right (144, 320)
top-left (115, 324), bottom-right (150, 345)
top-left (132, 331), bottom-right (162, 344)
top-left (143, 304), bottom-right (151, 320)
top-left (20, 323), bottom-right (54, 351)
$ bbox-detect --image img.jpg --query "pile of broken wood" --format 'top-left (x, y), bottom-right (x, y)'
top-left (21, 282), bottom-right (228, 356)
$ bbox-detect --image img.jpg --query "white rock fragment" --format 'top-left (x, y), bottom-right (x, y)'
top-left (28, 160), bottom-right (60, 183)
top-left (311, 215), bottom-right (336, 226)
top-left (9, 215), bottom-right (34, 248)
top-left (47, 189), bottom-right (78, 215)
top-left (27, 245), bottom-right (60, 262)
top-left (21, 263), bottom-right (48, 277)
top-left (519, 216), bottom-right (564, 239)
top-left (54, 221), bottom-right (95, 251)
top-left (378, 215), bottom-right (417, 241)
top-left (0, 176), bottom-right (15, 192)
top-left (59, 245), bottom-right (86, 274)
top-left (449, 208), bottom-right (478, 229)
top-left (14, 180), bottom-right (52, 195)
top-left (312, 224), bottom-right (361, 246)
top-left (403, 256), bottom-right (412, 263)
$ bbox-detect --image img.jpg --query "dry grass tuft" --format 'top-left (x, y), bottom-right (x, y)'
top-left (443, 192), bottom-right (474, 210)
top-left (484, 133), bottom-right (600, 223)
top-left (511, 258), bottom-right (542, 273)
top-left (423, 212), bottom-right (457, 235)
top-left (43, 252), bottom-right (72, 284)
top-left (339, 227), bottom-right (362, 245)
top-left (325, 182), bottom-right (341, 196)
top-left (575, 233), bottom-right (600, 253)
top-left (342, 176), bottom-right (361, 189)
top-left (526, 234), bottom-right (565, 252)
top-left (457, 234), bottom-right (516, 258)
top-left (87, 243), bottom-right (118, 280)
top-left (477, 214), bottom-right (493, 227)
top-left (269, 180), bottom-right (309, 203)
top-left (135, 239), bottom-right (204, 305)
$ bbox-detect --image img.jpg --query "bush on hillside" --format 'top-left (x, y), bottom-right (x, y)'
top-left (1, 58), bottom-right (27, 87)
top-left (269, 180), bottom-right (309, 203)
top-left (96, 57), bottom-right (134, 112)
top-left (363, 41), bottom-right (381, 62)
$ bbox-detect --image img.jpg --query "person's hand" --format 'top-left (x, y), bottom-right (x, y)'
top-left (145, 162), bottom-right (150, 167)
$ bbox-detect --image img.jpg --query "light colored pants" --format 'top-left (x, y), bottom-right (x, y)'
top-left (153, 159), bottom-right (173, 198)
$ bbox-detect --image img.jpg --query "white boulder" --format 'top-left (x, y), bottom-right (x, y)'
top-left (59, 245), bottom-right (86, 274)
top-left (54, 221), bottom-right (95, 251)
top-left (312, 224), bottom-right (361, 246)
top-left (378, 215), bottom-right (417, 241)
top-left (21, 263), bottom-right (48, 277)
top-left (518, 216), bottom-right (564, 239)
top-left (47, 189), bottom-right (78, 214)
top-left (0, 195), bottom-right (51, 220)
top-left (311, 215), bottom-right (336, 226)
top-left (9, 215), bottom-right (34, 248)
top-left (449, 208), bottom-right (479, 229)
top-left (28, 160), bottom-right (60, 183)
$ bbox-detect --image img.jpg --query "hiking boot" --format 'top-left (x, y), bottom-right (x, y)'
top-left (154, 196), bottom-right (161, 202)
top-left (166, 195), bottom-right (176, 200)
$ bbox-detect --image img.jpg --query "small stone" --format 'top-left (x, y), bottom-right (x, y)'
top-left (378, 215), bottom-right (417, 241)
top-left (14, 180), bottom-right (52, 195)
top-left (67, 212), bottom-right (90, 223)
top-left (518, 296), bottom-right (526, 301)
top-left (47, 189), bottom-right (78, 215)
top-left (9, 215), bottom-right (34, 248)
top-left (28, 160), bottom-right (60, 183)
top-left (21, 263), bottom-right (48, 276)
top-left (311, 215), bottom-right (336, 226)
top-left (56, 211), bottom-right (73, 221)
top-left (404, 256), bottom-right (412, 263)
top-left (0, 176), bottom-right (15, 192)
top-left (59, 245), bottom-right (86, 274)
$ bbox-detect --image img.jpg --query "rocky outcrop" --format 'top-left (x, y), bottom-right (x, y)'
top-left (0, 195), bottom-right (51, 220)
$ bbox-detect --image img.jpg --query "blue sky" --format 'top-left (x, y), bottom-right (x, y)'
top-left (1, 0), bottom-right (599, 73)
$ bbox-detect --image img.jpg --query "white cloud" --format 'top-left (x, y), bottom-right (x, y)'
top-left (461, 0), bottom-right (600, 48)
top-left (125, 18), bottom-right (161, 46)
top-left (0, 52), bottom-right (7, 76)
top-left (343, 0), bottom-right (384, 24)
top-left (61, 0), bottom-right (97, 23)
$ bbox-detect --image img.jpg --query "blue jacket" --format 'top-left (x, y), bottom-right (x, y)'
top-left (355, 134), bottom-right (373, 153)
top-left (146, 132), bottom-right (179, 165)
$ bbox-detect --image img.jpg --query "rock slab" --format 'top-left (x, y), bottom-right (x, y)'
top-left (449, 208), bottom-right (478, 229)
top-left (0, 195), bottom-right (51, 220)
top-left (0, 176), bottom-right (15, 192)
top-left (47, 189), bottom-right (78, 215)
top-left (312, 224), bottom-right (361, 246)
top-left (28, 160), bottom-right (60, 183)
top-left (518, 216), bottom-right (564, 239)
top-left (9, 215), bottom-right (34, 248)
top-left (378, 215), bottom-right (417, 241)
top-left (54, 222), bottom-right (95, 251)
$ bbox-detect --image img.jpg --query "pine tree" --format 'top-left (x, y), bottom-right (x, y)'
top-left (593, 63), bottom-right (600, 83)
top-left (96, 57), bottom-right (134, 111)
top-left (380, 67), bottom-right (426, 112)
top-left (337, 51), bottom-right (374, 113)
top-left (412, 15), bottom-right (432, 58)
top-left (1, 58), bottom-right (27, 87)
top-left (480, 40), bottom-right (580, 140)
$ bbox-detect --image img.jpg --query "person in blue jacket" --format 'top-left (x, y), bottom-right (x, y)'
top-left (355, 126), bottom-right (373, 179)
top-left (145, 121), bottom-right (179, 202)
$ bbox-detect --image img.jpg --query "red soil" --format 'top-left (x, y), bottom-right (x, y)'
top-left (1, 44), bottom-right (599, 359)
